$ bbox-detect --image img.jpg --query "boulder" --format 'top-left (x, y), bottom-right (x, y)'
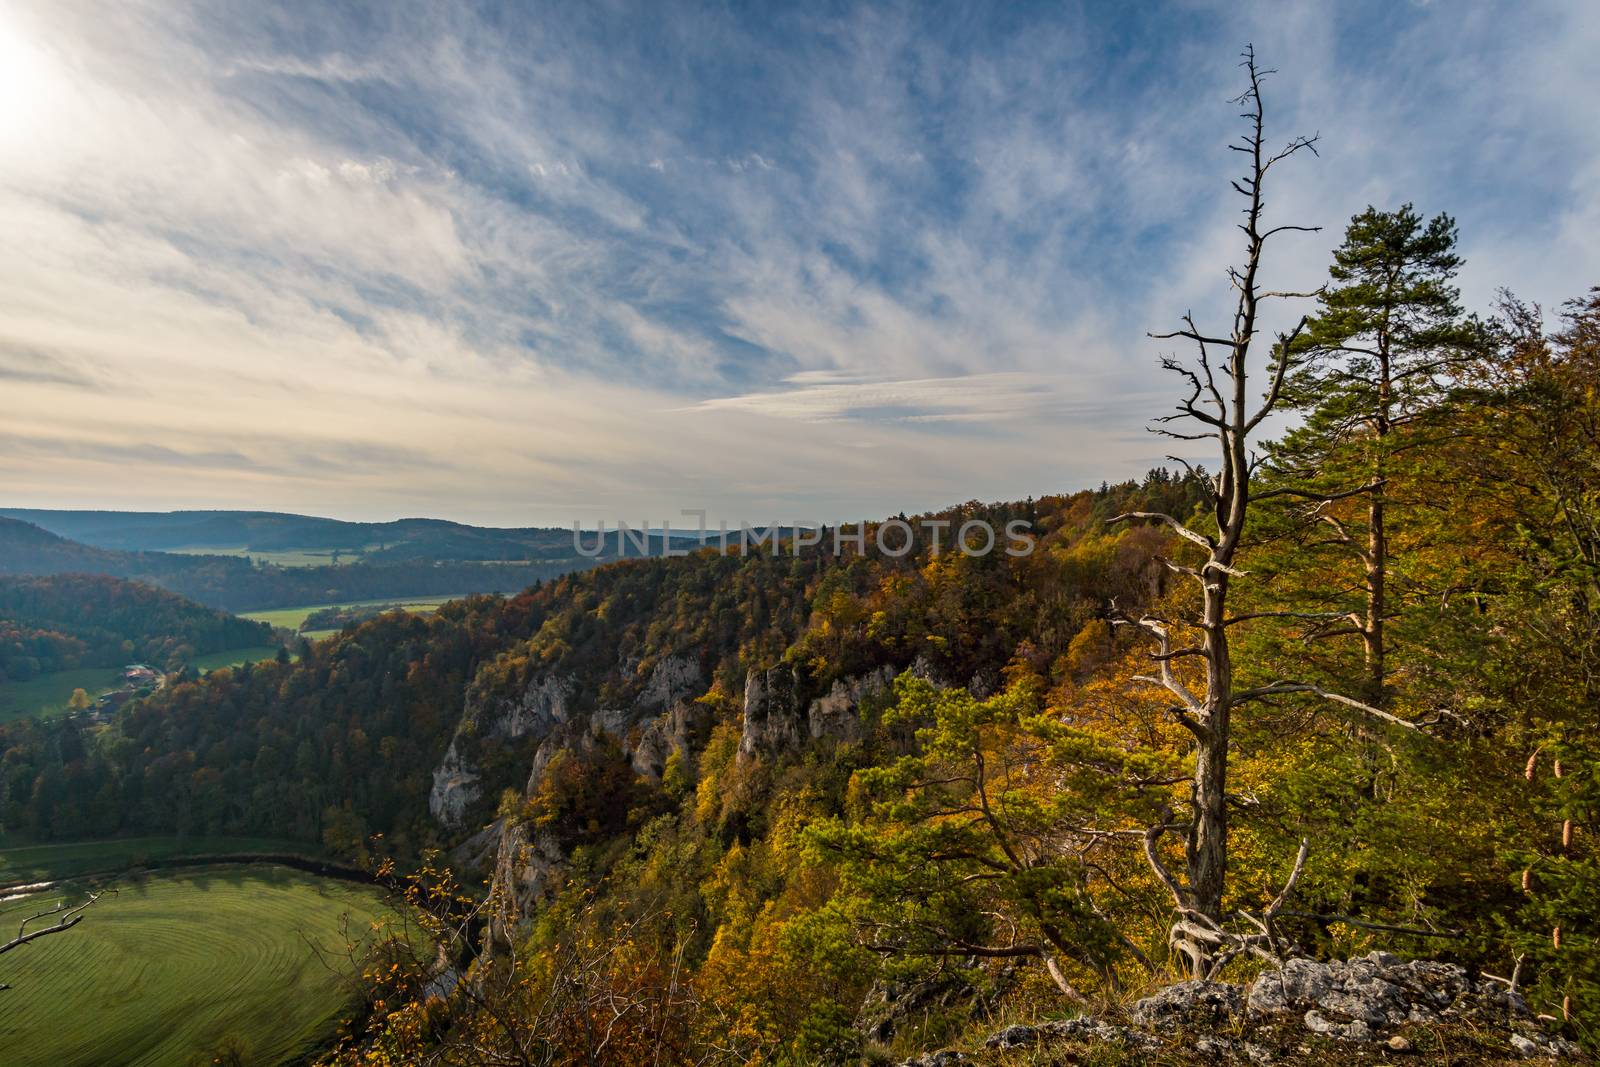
top-left (1130, 978), bottom-right (1244, 1031)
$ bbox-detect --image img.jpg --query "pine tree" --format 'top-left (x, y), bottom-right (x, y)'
top-left (1267, 204), bottom-right (1483, 704)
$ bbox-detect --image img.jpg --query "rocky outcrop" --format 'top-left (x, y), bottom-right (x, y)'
top-left (857, 971), bottom-right (1005, 1046)
top-left (983, 1017), bottom-right (1161, 1052)
top-left (906, 953), bottom-right (1582, 1065)
top-left (739, 663), bottom-right (896, 760)
top-left (737, 664), bottom-right (802, 759)
top-left (807, 665), bottom-right (894, 742)
top-left (433, 655), bottom-right (707, 828)
top-left (429, 738), bottom-right (484, 829)
top-left (1129, 978), bottom-right (1244, 1030)
top-left (473, 655), bottom-right (706, 923)
top-left (1242, 952), bottom-right (1570, 1050)
top-left (429, 672), bottom-right (578, 827)
top-left (636, 654), bottom-right (700, 712)
top-left (485, 817), bottom-right (565, 949)
top-left (630, 695), bottom-right (712, 779)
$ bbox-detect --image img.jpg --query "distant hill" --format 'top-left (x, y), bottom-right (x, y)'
top-left (0, 573), bottom-right (272, 680)
top-left (0, 514), bottom-right (700, 613)
top-left (0, 508), bottom-right (707, 562)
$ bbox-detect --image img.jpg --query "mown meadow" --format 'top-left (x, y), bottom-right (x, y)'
top-left (0, 863), bottom-right (402, 1067)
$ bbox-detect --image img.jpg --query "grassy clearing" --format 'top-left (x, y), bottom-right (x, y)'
top-left (0, 645), bottom-right (281, 725)
top-left (0, 865), bottom-right (403, 1067)
top-left (241, 594), bottom-right (461, 634)
top-left (186, 645), bottom-right (284, 673)
top-left (0, 835), bottom-right (321, 886)
top-left (0, 667), bottom-right (123, 725)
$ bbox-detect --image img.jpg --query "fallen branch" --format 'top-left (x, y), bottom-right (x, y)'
top-left (0, 892), bottom-right (101, 991)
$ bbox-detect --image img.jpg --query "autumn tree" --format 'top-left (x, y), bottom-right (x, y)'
top-left (1453, 289), bottom-right (1600, 1030)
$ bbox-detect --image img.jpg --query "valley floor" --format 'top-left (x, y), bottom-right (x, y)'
top-left (0, 863), bottom-right (403, 1067)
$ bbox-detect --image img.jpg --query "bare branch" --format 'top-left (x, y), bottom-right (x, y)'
top-left (1108, 511), bottom-right (1216, 550)
top-left (1253, 479), bottom-right (1385, 503)
top-left (1264, 838), bottom-right (1310, 920)
top-left (1228, 681), bottom-right (1424, 732)
top-left (0, 892), bottom-right (102, 986)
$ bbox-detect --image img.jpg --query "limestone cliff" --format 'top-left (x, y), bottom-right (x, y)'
top-left (737, 662), bottom-right (897, 761)
top-left (428, 672), bottom-right (578, 828)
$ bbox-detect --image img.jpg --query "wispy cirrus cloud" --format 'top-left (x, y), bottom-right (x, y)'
top-left (698, 372), bottom-right (1084, 425)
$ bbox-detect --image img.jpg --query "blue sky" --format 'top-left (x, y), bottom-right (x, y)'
top-left (1, 0), bottom-right (1596, 525)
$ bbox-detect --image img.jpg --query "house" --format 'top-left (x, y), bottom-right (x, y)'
top-left (121, 664), bottom-right (160, 687)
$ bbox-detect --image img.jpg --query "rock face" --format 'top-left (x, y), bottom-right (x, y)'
top-left (739, 663), bottom-right (895, 760)
top-left (630, 695), bottom-right (712, 779)
top-left (470, 654), bottom-right (707, 923)
top-left (519, 654), bottom-right (708, 788)
top-left (485, 817), bottom-right (564, 949)
top-left (737, 664), bottom-right (802, 759)
top-left (431, 655), bottom-right (707, 829)
top-left (428, 739), bottom-right (483, 829)
top-left (429, 672), bottom-right (578, 827)
top-left (808, 665), bottom-right (894, 742)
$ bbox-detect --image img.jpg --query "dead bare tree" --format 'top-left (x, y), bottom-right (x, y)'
top-left (1109, 47), bottom-right (1425, 978)
top-left (0, 891), bottom-right (100, 990)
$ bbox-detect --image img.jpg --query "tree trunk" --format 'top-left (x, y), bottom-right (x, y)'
top-left (1113, 47), bottom-right (1320, 969)
top-left (1365, 313), bottom-right (1394, 705)
top-left (1190, 471), bottom-right (1240, 921)
top-left (1365, 483), bottom-right (1386, 705)
top-left (1189, 705), bottom-right (1230, 919)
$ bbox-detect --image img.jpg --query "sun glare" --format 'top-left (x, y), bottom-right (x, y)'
top-left (0, 15), bottom-right (57, 146)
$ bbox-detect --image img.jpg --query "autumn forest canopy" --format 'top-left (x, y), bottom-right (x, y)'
top-left (2, 23), bottom-right (1599, 1067)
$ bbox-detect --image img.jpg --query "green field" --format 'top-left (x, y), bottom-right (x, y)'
top-left (0, 667), bottom-right (123, 725)
top-left (242, 594), bottom-right (461, 635)
top-left (166, 544), bottom-right (388, 567)
top-left (186, 646), bottom-right (284, 674)
top-left (0, 835), bottom-right (319, 886)
top-left (0, 865), bottom-right (404, 1067)
top-left (0, 645), bottom-right (285, 725)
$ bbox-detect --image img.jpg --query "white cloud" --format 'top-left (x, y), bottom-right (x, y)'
top-left (696, 372), bottom-right (1060, 422)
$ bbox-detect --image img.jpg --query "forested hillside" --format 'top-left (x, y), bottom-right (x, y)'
top-left (6, 259), bottom-right (1600, 1058)
top-left (0, 574), bottom-right (271, 682)
top-left (0, 507), bottom-right (708, 561)
top-left (0, 476), bottom-right (1195, 850)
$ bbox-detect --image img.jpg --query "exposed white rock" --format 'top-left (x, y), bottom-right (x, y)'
top-left (428, 738), bottom-right (482, 828)
top-left (740, 663), bottom-right (897, 761)
top-left (486, 817), bottom-right (565, 948)
top-left (637, 655), bottom-right (700, 712)
top-left (429, 672), bottom-right (577, 828)
top-left (807, 665), bottom-right (894, 742)
top-left (737, 663), bottom-right (802, 759)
